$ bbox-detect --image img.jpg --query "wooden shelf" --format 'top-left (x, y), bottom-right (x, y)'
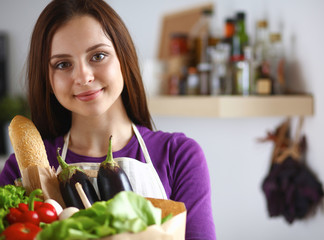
top-left (148, 95), bottom-right (314, 118)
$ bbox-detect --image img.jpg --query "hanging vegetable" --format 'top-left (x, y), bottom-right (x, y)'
top-left (260, 117), bottom-right (324, 224)
top-left (97, 136), bottom-right (133, 201)
top-left (56, 148), bottom-right (99, 209)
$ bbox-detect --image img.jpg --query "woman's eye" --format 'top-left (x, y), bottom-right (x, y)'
top-left (91, 53), bottom-right (107, 62)
top-left (55, 62), bottom-right (71, 69)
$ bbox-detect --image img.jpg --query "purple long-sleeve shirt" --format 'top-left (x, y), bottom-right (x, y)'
top-left (0, 125), bottom-right (216, 240)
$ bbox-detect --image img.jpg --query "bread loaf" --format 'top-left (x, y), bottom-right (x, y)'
top-left (8, 115), bottom-right (49, 172)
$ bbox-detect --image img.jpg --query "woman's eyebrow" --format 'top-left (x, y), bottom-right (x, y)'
top-left (50, 53), bottom-right (71, 60)
top-left (86, 43), bottom-right (111, 52)
top-left (50, 43), bottom-right (111, 60)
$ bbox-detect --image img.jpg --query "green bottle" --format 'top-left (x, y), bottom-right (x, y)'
top-left (231, 12), bottom-right (249, 62)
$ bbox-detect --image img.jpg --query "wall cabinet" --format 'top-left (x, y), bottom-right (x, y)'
top-left (148, 95), bottom-right (313, 118)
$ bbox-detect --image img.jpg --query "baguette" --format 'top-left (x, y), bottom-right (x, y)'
top-left (8, 115), bottom-right (49, 172)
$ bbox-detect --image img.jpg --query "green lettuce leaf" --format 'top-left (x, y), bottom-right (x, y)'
top-left (104, 191), bottom-right (161, 226)
top-left (0, 184), bottom-right (28, 210)
top-left (0, 184), bottom-right (29, 233)
top-left (37, 191), bottom-right (163, 240)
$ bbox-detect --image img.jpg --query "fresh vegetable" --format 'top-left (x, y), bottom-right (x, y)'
top-left (97, 136), bottom-right (133, 201)
top-left (0, 209), bottom-right (8, 235)
top-left (0, 185), bottom-right (33, 233)
top-left (6, 203), bottom-right (39, 226)
top-left (56, 148), bottom-right (99, 209)
top-left (58, 207), bottom-right (79, 220)
top-left (33, 202), bottom-right (57, 224)
top-left (44, 199), bottom-right (63, 216)
top-left (6, 189), bottom-right (58, 225)
top-left (36, 191), bottom-right (163, 240)
top-left (0, 185), bottom-right (29, 210)
top-left (1, 222), bottom-right (41, 240)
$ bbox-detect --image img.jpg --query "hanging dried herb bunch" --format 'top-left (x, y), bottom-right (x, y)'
top-left (259, 117), bottom-right (324, 224)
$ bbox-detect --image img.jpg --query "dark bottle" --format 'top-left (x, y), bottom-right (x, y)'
top-left (231, 12), bottom-right (249, 62)
top-left (222, 18), bottom-right (235, 47)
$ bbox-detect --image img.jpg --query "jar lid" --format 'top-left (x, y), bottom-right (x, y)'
top-left (257, 20), bottom-right (268, 28)
top-left (236, 12), bottom-right (246, 20)
top-left (270, 33), bottom-right (282, 42)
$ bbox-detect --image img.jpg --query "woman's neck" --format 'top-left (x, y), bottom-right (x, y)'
top-left (67, 106), bottom-right (133, 158)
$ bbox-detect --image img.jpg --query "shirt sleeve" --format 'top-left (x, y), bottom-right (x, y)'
top-left (0, 154), bottom-right (20, 186)
top-left (169, 136), bottom-right (216, 240)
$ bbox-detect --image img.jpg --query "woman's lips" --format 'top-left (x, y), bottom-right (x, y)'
top-left (75, 89), bottom-right (102, 102)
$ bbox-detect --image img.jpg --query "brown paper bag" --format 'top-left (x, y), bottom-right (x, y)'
top-left (21, 165), bottom-right (65, 208)
top-left (101, 211), bottom-right (186, 240)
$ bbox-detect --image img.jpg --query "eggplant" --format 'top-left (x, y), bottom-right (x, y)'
top-left (97, 136), bottom-right (133, 201)
top-left (56, 148), bottom-right (99, 209)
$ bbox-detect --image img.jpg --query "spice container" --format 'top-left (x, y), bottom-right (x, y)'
top-left (253, 20), bottom-right (272, 95)
top-left (269, 33), bottom-right (285, 94)
top-left (186, 67), bottom-right (199, 95)
top-left (209, 43), bottom-right (231, 95)
top-left (166, 33), bottom-right (189, 95)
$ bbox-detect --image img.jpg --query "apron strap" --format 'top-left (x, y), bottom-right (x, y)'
top-left (131, 123), bottom-right (152, 165)
top-left (131, 124), bottom-right (167, 199)
top-left (61, 130), bottom-right (70, 160)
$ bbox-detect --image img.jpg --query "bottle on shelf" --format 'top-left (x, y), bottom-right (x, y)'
top-left (222, 18), bottom-right (235, 48)
top-left (269, 33), bottom-right (285, 94)
top-left (253, 20), bottom-right (272, 95)
top-left (253, 20), bottom-right (269, 61)
top-left (197, 62), bottom-right (210, 95)
top-left (231, 46), bottom-right (253, 95)
top-left (228, 11), bottom-right (250, 95)
top-left (186, 67), bottom-right (200, 95)
top-left (178, 67), bottom-right (188, 95)
top-left (188, 8), bottom-right (217, 95)
top-left (231, 11), bottom-right (249, 62)
top-left (210, 18), bottom-right (234, 95)
top-left (209, 42), bottom-right (231, 95)
top-left (166, 33), bottom-right (189, 95)
top-left (189, 8), bottom-right (215, 65)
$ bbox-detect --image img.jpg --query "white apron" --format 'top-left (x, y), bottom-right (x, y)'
top-left (58, 124), bottom-right (167, 200)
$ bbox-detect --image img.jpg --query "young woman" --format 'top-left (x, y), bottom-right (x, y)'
top-left (0, 0), bottom-right (216, 239)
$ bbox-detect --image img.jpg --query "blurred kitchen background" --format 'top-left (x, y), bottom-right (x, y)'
top-left (0, 0), bottom-right (324, 239)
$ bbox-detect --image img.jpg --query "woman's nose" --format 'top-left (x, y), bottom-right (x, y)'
top-left (73, 62), bottom-right (94, 85)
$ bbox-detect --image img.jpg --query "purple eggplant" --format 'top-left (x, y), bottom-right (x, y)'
top-left (97, 136), bottom-right (133, 201)
top-left (56, 148), bottom-right (99, 209)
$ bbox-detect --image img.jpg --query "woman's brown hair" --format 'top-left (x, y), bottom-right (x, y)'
top-left (27, 0), bottom-right (153, 140)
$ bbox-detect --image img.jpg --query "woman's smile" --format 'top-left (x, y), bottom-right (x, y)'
top-left (75, 88), bottom-right (103, 102)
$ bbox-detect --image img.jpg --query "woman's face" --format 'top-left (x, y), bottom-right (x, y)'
top-left (49, 15), bottom-right (124, 118)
